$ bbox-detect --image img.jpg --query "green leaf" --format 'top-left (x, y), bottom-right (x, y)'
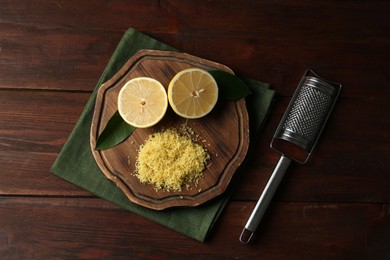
top-left (209, 70), bottom-right (252, 100)
top-left (95, 111), bottom-right (136, 150)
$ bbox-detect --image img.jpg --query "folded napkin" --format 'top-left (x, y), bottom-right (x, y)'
top-left (50, 28), bottom-right (275, 242)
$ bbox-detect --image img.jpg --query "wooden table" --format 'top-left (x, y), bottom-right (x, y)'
top-left (1, 1), bottom-right (389, 258)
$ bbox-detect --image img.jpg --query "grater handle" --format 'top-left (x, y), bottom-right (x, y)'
top-left (239, 155), bottom-right (291, 244)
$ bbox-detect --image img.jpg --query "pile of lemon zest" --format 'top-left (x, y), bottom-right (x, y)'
top-left (135, 128), bottom-right (210, 192)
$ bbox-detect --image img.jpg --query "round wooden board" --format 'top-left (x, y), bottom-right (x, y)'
top-left (90, 49), bottom-right (249, 210)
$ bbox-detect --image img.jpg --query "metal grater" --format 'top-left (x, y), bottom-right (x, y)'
top-left (240, 69), bottom-right (341, 244)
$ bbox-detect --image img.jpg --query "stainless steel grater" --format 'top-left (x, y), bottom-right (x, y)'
top-left (239, 69), bottom-right (342, 244)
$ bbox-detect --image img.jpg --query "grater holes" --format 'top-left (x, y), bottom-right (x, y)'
top-left (282, 85), bottom-right (333, 144)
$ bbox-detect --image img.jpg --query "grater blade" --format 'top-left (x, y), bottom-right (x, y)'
top-left (271, 70), bottom-right (341, 163)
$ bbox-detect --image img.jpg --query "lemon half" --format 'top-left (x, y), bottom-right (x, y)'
top-left (118, 77), bottom-right (168, 128)
top-left (168, 68), bottom-right (218, 119)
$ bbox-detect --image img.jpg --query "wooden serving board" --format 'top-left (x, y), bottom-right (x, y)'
top-left (90, 49), bottom-right (249, 210)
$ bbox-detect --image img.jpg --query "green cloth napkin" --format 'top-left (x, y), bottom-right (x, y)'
top-left (50, 28), bottom-right (275, 242)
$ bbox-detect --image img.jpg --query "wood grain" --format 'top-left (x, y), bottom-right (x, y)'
top-left (90, 50), bottom-right (249, 210)
top-left (0, 197), bottom-right (388, 259)
top-left (1, 1), bottom-right (388, 97)
top-left (1, 0), bottom-right (389, 258)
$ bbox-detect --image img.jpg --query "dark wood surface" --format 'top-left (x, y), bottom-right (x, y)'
top-left (1, 1), bottom-right (389, 258)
